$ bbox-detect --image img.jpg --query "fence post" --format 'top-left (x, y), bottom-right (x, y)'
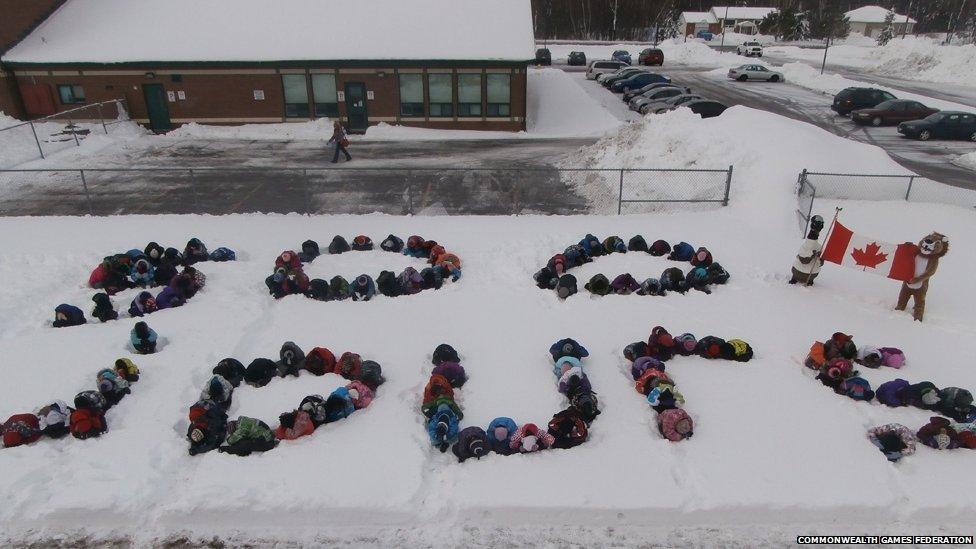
top-left (617, 169), bottom-right (624, 215)
top-left (97, 103), bottom-right (108, 135)
top-left (722, 165), bottom-right (733, 206)
top-left (29, 121), bottom-right (44, 159)
top-left (905, 175), bottom-right (915, 201)
top-left (407, 170), bottom-right (414, 215)
top-left (513, 169), bottom-right (520, 215)
top-left (79, 170), bottom-right (94, 215)
top-left (66, 110), bottom-right (80, 146)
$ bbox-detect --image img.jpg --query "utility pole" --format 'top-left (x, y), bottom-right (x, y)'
top-left (821, 32), bottom-right (830, 74)
top-left (719, 5), bottom-right (730, 48)
top-left (901, 0), bottom-right (912, 39)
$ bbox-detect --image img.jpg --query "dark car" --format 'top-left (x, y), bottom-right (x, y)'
top-left (852, 100), bottom-right (939, 126)
top-left (898, 111), bottom-right (976, 141)
top-left (831, 87), bottom-right (896, 116)
top-left (536, 48), bottom-right (551, 66)
top-left (638, 48), bottom-right (664, 66)
top-left (622, 82), bottom-right (687, 103)
top-left (611, 72), bottom-right (670, 93)
top-left (601, 67), bottom-right (647, 88)
top-left (696, 30), bottom-right (714, 41)
top-left (677, 100), bottom-right (728, 118)
top-left (567, 51), bottom-right (587, 66)
top-left (612, 50), bottom-right (632, 64)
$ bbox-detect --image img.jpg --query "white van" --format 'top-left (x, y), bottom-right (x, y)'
top-left (586, 60), bottom-right (628, 80)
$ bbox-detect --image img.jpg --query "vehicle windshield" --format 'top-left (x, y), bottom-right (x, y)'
top-left (923, 113), bottom-right (945, 123)
top-left (614, 50), bottom-right (629, 55)
top-left (875, 100), bottom-right (898, 110)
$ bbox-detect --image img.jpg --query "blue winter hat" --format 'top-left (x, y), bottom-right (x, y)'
top-left (209, 247), bottom-right (236, 261)
top-left (553, 355), bottom-right (582, 377)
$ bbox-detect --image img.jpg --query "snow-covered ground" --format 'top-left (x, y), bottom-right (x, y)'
top-left (767, 36), bottom-right (976, 87)
top-left (0, 111), bottom-right (148, 168)
top-left (954, 151), bottom-right (976, 171)
top-left (2, 104), bottom-right (975, 545)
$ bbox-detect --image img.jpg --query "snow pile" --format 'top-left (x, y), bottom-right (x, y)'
top-left (0, 111), bottom-right (148, 168)
top-left (542, 40), bottom-right (738, 68)
top-left (954, 151), bottom-right (976, 170)
top-left (564, 105), bottom-right (908, 219)
top-left (867, 36), bottom-right (976, 86)
top-left (1, 205), bottom-right (976, 545)
top-left (166, 118), bottom-right (333, 141)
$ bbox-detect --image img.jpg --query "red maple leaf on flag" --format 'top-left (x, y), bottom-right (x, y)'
top-left (851, 242), bottom-right (888, 270)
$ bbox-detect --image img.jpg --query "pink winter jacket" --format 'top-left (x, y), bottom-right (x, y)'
top-left (346, 380), bottom-right (375, 409)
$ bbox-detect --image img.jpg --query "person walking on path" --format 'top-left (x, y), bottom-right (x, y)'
top-left (329, 121), bottom-right (352, 163)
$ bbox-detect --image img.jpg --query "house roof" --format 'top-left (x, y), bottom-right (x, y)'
top-left (710, 7), bottom-right (777, 21)
top-left (845, 5), bottom-right (916, 24)
top-left (680, 11), bottom-right (718, 24)
top-left (2, 0), bottom-right (535, 65)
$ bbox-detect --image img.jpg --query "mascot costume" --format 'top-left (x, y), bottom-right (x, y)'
top-left (790, 215), bottom-right (824, 285)
top-left (896, 232), bottom-right (949, 322)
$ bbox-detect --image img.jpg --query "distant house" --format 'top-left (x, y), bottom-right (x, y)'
top-left (710, 6), bottom-right (778, 35)
top-left (845, 5), bottom-right (916, 38)
top-left (678, 12), bottom-right (720, 37)
top-left (1, 0), bottom-right (535, 133)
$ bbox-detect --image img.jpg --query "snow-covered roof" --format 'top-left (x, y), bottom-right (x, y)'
top-left (680, 12), bottom-right (718, 24)
top-left (845, 5), bottom-right (916, 24)
top-left (2, 0), bottom-right (535, 65)
top-left (710, 7), bottom-right (777, 21)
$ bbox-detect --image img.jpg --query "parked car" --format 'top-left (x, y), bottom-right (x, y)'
top-left (736, 41), bottom-right (763, 57)
top-left (586, 60), bottom-right (628, 80)
top-left (898, 111), bottom-right (976, 141)
top-left (674, 100), bottom-right (728, 118)
top-left (601, 67), bottom-right (648, 88)
top-left (567, 51), bottom-right (587, 66)
top-left (629, 87), bottom-right (688, 111)
top-left (727, 64), bottom-right (783, 82)
top-left (622, 82), bottom-right (687, 102)
top-left (638, 48), bottom-right (664, 66)
top-left (639, 93), bottom-right (705, 115)
top-left (612, 50), bottom-right (632, 64)
top-left (831, 87), bottom-right (896, 116)
top-left (696, 30), bottom-right (714, 41)
top-left (535, 48), bottom-right (551, 66)
top-left (852, 100), bottom-right (939, 126)
top-left (612, 72), bottom-right (670, 93)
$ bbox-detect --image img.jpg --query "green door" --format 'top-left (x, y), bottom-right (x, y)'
top-left (344, 82), bottom-right (368, 131)
top-left (142, 84), bottom-right (171, 132)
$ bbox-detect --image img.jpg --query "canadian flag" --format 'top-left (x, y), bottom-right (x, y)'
top-left (822, 221), bottom-right (917, 282)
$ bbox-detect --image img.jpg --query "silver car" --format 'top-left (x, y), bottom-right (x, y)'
top-left (586, 60), bottom-right (628, 80)
top-left (727, 64), bottom-right (783, 82)
top-left (639, 93), bottom-right (704, 115)
top-left (628, 86), bottom-right (690, 112)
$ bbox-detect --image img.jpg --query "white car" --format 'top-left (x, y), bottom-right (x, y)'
top-left (728, 64), bottom-right (783, 82)
top-left (586, 60), bottom-right (628, 80)
top-left (736, 41), bottom-right (763, 57)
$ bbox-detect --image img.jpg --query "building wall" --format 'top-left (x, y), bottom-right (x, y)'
top-left (11, 64), bottom-right (527, 131)
top-left (0, 68), bottom-right (25, 118)
top-left (850, 21), bottom-right (914, 38)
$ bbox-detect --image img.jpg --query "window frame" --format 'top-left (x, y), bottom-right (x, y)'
top-left (427, 73), bottom-right (454, 118)
top-left (57, 84), bottom-right (86, 104)
top-left (310, 73), bottom-right (339, 118)
top-left (281, 74), bottom-right (310, 119)
top-left (486, 72), bottom-right (511, 118)
top-left (398, 73), bottom-right (425, 118)
top-left (457, 73), bottom-right (483, 117)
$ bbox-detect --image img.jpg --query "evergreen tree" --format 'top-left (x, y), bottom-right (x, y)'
top-left (877, 11), bottom-right (895, 46)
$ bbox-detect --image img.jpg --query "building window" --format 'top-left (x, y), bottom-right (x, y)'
top-left (282, 74), bottom-right (309, 118)
top-left (486, 73), bottom-right (510, 117)
top-left (428, 73), bottom-right (453, 117)
top-left (458, 73), bottom-right (482, 117)
top-left (399, 73), bottom-right (424, 117)
top-left (57, 85), bottom-right (85, 104)
top-left (311, 73), bottom-right (339, 118)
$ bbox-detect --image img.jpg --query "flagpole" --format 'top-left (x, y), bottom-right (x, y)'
top-left (805, 207), bottom-right (842, 286)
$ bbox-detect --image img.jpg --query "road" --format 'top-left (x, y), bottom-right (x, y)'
top-left (0, 138), bottom-right (598, 216)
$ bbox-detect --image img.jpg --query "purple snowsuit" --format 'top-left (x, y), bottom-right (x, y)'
top-left (611, 274), bottom-right (640, 295)
top-left (876, 379), bottom-right (910, 407)
top-left (431, 362), bottom-right (467, 388)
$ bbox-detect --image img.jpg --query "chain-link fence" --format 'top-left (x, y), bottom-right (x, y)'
top-left (0, 100), bottom-right (130, 167)
top-left (795, 169), bottom-right (976, 235)
top-left (0, 165), bottom-right (735, 216)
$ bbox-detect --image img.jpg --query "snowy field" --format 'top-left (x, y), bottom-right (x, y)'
top-left (2, 104), bottom-right (976, 545)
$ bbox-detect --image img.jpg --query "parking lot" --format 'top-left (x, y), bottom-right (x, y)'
top-left (552, 50), bottom-right (976, 190)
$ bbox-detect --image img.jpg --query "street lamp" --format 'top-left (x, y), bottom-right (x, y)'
top-left (719, 5), bottom-right (730, 49)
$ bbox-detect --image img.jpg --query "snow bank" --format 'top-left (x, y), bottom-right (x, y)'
top-left (543, 39), bottom-right (741, 68)
top-left (1, 205), bottom-right (976, 545)
top-left (0, 112), bottom-right (149, 168)
top-left (563, 105), bottom-right (909, 221)
top-left (165, 118), bottom-right (334, 141)
top-left (954, 151), bottom-right (976, 171)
